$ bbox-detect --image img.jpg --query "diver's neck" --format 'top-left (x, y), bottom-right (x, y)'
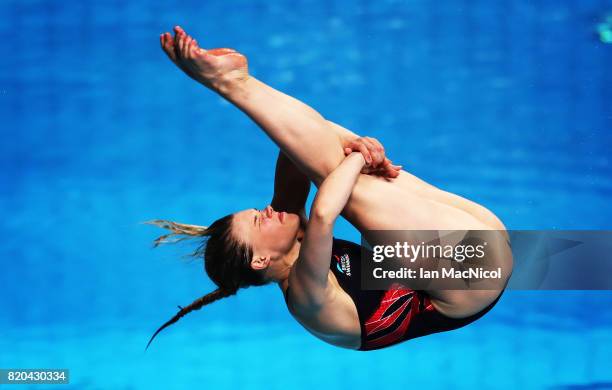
top-left (277, 241), bottom-right (301, 290)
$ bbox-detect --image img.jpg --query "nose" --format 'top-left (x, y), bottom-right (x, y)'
top-left (265, 205), bottom-right (273, 218)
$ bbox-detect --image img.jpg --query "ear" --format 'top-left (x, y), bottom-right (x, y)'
top-left (250, 255), bottom-right (270, 271)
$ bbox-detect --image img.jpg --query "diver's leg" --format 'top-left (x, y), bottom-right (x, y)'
top-left (161, 28), bottom-right (346, 186)
top-left (225, 77), bottom-right (347, 185)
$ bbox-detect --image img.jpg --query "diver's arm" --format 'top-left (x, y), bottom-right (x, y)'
top-left (289, 153), bottom-right (366, 309)
top-left (271, 151), bottom-right (310, 216)
top-left (270, 138), bottom-right (394, 220)
top-left (328, 121), bottom-right (400, 177)
top-left (309, 152), bottom-right (365, 223)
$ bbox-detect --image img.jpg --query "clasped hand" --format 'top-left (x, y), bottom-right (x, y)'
top-left (343, 137), bottom-right (402, 179)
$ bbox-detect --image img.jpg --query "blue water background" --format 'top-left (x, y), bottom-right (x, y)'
top-left (1, 0), bottom-right (611, 388)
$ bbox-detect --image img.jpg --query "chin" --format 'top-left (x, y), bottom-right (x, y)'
top-left (288, 212), bottom-right (302, 225)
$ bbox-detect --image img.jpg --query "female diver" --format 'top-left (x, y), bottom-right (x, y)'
top-left (146, 26), bottom-right (513, 351)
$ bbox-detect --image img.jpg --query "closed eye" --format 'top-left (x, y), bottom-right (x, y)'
top-left (252, 209), bottom-right (261, 229)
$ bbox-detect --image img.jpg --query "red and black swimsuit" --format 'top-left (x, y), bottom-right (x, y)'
top-left (287, 238), bottom-right (503, 351)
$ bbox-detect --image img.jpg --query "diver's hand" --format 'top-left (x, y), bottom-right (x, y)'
top-left (343, 137), bottom-right (402, 178)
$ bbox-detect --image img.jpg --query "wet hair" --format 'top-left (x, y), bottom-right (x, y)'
top-left (143, 214), bottom-right (268, 349)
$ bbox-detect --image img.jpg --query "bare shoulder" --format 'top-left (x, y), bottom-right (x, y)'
top-left (284, 272), bottom-right (361, 348)
top-left (285, 272), bottom-right (339, 315)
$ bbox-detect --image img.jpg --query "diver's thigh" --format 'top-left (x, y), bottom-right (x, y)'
top-left (344, 174), bottom-right (489, 231)
top-left (428, 290), bottom-right (503, 318)
top-left (392, 171), bottom-right (506, 230)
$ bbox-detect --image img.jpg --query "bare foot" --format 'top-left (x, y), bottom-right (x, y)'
top-left (159, 26), bottom-right (249, 93)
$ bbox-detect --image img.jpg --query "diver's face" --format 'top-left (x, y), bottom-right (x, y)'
top-left (232, 205), bottom-right (302, 265)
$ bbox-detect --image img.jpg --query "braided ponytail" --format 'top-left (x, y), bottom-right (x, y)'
top-left (145, 287), bottom-right (236, 350)
top-left (143, 213), bottom-right (267, 349)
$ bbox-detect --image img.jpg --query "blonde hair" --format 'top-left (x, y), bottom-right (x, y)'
top-left (143, 219), bottom-right (209, 246)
